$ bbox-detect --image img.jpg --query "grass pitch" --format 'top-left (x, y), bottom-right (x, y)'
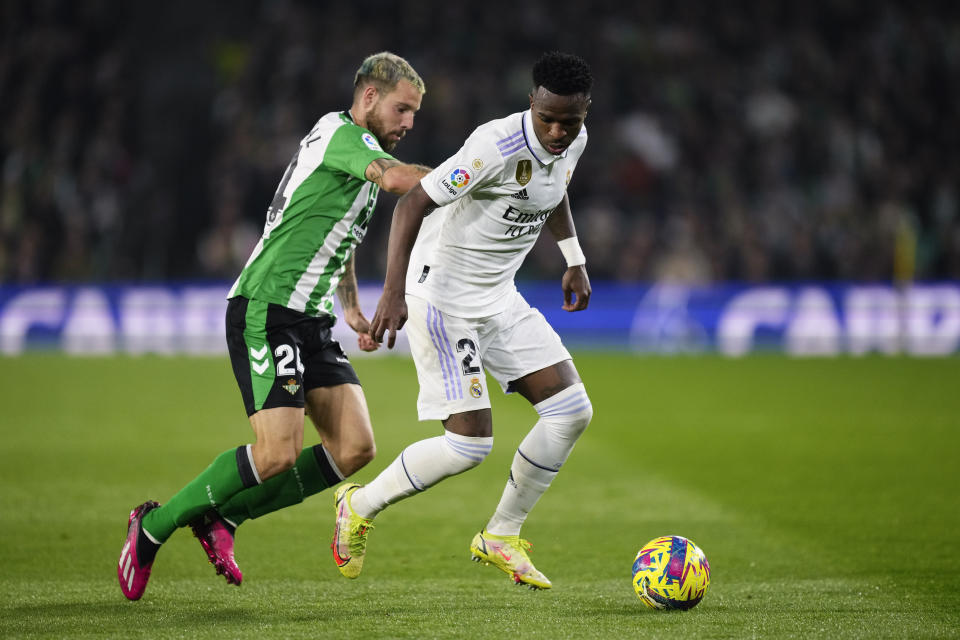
top-left (0, 354), bottom-right (958, 639)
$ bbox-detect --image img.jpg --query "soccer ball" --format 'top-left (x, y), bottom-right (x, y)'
top-left (632, 535), bottom-right (710, 610)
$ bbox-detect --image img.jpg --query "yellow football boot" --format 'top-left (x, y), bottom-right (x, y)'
top-left (331, 483), bottom-right (374, 579)
top-left (469, 530), bottom-right (552, 590)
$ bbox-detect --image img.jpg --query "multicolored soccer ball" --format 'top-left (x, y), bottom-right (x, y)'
top-left (632, 535), bottom-right (710, 610)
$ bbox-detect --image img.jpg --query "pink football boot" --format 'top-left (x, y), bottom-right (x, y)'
top-left (191, 511), bottom-right (242, 586)
top-left (118, 501), bottom-right (160, 600)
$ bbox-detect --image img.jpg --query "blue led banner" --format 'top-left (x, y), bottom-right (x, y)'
top-left (0, 282), bottom-right (957, 356)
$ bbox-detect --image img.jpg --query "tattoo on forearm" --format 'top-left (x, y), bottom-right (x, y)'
top-left (337, 280), bottom-right (358, 309)
top-left (368, 159), bottom-right (433, 187)
top-left (337, 257), bottom-right (359, 310)
top-left (367, 158), bottom-right (402, 185)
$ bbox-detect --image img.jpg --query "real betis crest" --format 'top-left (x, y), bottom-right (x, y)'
top-left (515, 159), bottom-right (532, 187)
top-left (282, 378), bottom-right (301, 395)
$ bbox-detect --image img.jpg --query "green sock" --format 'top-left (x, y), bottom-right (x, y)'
top-left (142, 446), bottom-right (260, 543)
top-left (216, 444), bottom-right (343, 527)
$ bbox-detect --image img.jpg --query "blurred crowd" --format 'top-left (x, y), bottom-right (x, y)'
top-left (2, 0), bottom-right (958, 285)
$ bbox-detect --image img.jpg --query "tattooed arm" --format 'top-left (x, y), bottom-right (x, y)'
top-left (336, 252), bottom-right (379, 352)
top-left (364, 158), bottom-right (432, 195)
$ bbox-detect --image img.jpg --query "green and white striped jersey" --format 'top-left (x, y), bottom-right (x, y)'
top-left (228, 111), bottom-right (393, 317)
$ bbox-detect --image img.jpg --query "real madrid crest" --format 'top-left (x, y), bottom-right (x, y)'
top-left (515, 159), bottom-right (532, 187)
top-left (470, 377), bottom-right (483, 398)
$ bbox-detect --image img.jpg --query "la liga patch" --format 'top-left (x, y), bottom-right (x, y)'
top-left (449, 167), bottom-right (471, 188)
top-left (361, 132), bottom-right (382, 151)
top-left (438, 165), bottom-right (473, 196)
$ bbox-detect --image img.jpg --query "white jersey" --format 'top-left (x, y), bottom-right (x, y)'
top-left (411, 109), bottom-right (587, 317)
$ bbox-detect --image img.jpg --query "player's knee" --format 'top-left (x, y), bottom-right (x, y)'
top-left (551, 401), bottom-right (592, 443)
top-left (539, 384), bottom-right (593, 441)
top-left (442, 432), bottom-right (493, 473)
top-left (339, 441), bottom-right (376, 476)
top-left (272, 449), bottom-right (299, 475)
top-left (357, 440), bottom-right (376, 466)
top-left (571, 392), bottom-right (593, 436)
top-left (254, 446), bottom-right (298, 479)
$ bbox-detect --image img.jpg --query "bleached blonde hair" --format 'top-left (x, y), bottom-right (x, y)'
top-left (354, 52), bottom-right (425, 96)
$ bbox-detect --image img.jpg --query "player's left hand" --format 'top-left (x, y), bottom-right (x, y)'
top-left (370, 290), bottom-right (408, 349)
top-left (562, 265), bottom-right (591, 311)
top-left (343, 307), bottom-right (381, 352)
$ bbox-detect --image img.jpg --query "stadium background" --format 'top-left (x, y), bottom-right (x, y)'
top-left (2, 0), bottom-right (958, 355)
top-left (2, 2), bottom-right (959, 638)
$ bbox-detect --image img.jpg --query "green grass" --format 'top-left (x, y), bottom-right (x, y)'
top-left (1, 354), bottom-right (958, 639)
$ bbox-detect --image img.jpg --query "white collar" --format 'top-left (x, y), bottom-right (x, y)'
top-left (522, 110), bottom-right (567, 166)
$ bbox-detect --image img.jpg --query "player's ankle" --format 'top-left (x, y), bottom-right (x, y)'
top-left (349, 488), bottom-right (377, 520)
top-left (483, 521), bottom-right (522, 537)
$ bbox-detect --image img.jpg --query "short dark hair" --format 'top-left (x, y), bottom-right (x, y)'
top-left (532, 52), bottom-right (593, 96)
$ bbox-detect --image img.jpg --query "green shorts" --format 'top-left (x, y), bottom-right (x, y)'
top-left (226, 296), bottom-right (361, 416)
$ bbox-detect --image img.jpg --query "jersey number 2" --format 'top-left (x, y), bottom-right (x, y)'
top-left (275, 344), bottom-right (304, 376)
top-left (456, 338), bottom-right (481, 375)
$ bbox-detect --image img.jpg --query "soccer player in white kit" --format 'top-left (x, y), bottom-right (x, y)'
top-left (332, 52), bottom-right (594, 590)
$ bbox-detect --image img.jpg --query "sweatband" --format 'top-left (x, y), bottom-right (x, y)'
top-left (557, 236), bottom-right (586, 267)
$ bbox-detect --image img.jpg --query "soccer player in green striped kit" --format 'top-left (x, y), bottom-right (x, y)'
top-left (118, 52), bottom-right (431, 600)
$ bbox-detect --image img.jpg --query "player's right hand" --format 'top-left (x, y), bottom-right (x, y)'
top-left (342, 307), bottom-right (380, 352)
top-left (357, 332), bottom-right (380, 352)
top-left (370, 292), bottom-right (408, 349)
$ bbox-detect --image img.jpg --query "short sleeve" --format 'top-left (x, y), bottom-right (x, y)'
top-left (324, 125), bottom-right (395, 180)
top-left (421, 130), bottom-right (505, 207)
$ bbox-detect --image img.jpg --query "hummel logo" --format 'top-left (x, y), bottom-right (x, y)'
top-left (510, 189), bottom-right (529, 200)
top-left (250, 345), bottom-right (270, 375)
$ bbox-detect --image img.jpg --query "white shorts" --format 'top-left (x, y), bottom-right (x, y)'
top-left (405, 291), bottom-right (572, 421)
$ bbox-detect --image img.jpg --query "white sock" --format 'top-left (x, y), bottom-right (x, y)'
top-left (351, 431), bottom-right (493, 519)
top-left (485, 383), bottom-right (592, 536)
top-left (484, 453), bottom-right (555, 536)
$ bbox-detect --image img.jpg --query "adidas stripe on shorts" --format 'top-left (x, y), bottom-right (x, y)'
top-left (404, 291), bottom-right (571, 421)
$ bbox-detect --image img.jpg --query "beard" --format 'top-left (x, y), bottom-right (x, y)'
top-left (364, 106), bottom-right (398, 152)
